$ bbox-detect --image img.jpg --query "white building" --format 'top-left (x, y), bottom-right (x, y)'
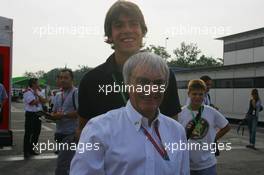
top-left (174, 27), bottom-right (264, 121)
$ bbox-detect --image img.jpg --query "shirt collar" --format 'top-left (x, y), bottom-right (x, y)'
top-left (62, 86), bottom-right (74, 94)
top-left (125, 100), bottom-right (160, 131)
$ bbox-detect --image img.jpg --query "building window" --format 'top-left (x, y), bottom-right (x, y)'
top-left (177, 76), bottom-right (264, 89)
top-left (215, 79), bottom-right (233, 88)
top-left (234, 78), bottom-right (254, 88)
top-left (254, 77), bottom-right (264, 88)
top-left (224, 37), bottom-right (264, 52)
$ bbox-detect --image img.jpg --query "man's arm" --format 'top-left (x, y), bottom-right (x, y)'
top-left (214, 109), bottom-right (231, 141)
top-left (64, 111), bottom-right (79, 119)
top-left (76, 73), bottom-right (96, 139)
top-left (160, 69), bottom-right (182, 118)
top-left (70, 120), bottom-right (105, 175)
top-left (216, 124), bottom-right (231, 141)
top-left (24, 92), bottom-right (40, 106)
top-left (36, 93), bottom-right (49, 104)
top-left (29, 99), bottom-right (40, 106)
top-left (76, 117), bottom-right (89, 140)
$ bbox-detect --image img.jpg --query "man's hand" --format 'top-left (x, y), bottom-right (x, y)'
top-left (50, 112), bottom-right (64, 120)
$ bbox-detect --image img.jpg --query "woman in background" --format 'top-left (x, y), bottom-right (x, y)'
top-left (246, 89), bottom-right (262, 150)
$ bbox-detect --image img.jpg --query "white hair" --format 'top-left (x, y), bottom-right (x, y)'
top-left (123, 51), bottom-right (170, 85)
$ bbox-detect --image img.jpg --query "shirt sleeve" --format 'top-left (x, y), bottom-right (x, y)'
top-left (159, 69), bottom-right (182, 117)
top-left (0, 85), bottom-right (8, 102)
top-left (70, 118), bottom-right (106, 175)
top-left (23, 91), bottom-right (35, 105)
top-left (213, 108), bottom-right (229, 129)
top-left (256, 100), bottom-right (262, 116)
top-left (256, 100), bottom-right (262, 110)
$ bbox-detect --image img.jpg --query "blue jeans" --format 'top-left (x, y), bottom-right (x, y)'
top-left (248, 115), bottom-right (258, 145)
top-left (191, 165), bottom-right (217, 175)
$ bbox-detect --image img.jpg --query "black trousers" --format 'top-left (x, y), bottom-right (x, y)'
top-left (23, 111), bottom-right (42, 154)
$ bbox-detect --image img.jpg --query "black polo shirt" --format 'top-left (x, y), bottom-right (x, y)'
top-left (78, 53), bottom-right (181, 120)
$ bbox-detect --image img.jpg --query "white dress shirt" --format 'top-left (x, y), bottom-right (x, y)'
top-left (70, 100), bottom-right (190, 175)
top-left (23, 89), bottom-right (42, 112)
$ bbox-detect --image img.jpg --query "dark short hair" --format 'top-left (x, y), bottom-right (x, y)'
top-left (200, 75), bottom-right (212, 82)
top-left (60, 68), bottom-right (74, 80)
top-left (28, 78), bottom-right (38, 88)
top-left (188, 79), bottom-right (207, 92)
top-left (104, 0), bottom-right (147, 44)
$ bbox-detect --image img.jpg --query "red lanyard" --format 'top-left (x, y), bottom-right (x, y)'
top-left (61, 88), bottom-right (73, 106)
top-left (142, 126), bottom-right (170, 161)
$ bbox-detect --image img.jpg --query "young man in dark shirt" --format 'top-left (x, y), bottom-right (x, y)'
top-left (77, 1), bottom-right (181, 138)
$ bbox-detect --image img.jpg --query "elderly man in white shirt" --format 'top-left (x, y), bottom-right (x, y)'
top-left (70, 52), bottom-right (190, 175)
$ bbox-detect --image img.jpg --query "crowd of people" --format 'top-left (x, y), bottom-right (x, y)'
top-left (4, 0), bottom-right (260, 175)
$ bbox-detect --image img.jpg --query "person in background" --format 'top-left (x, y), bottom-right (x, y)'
top-left (246, 88), bottom-right (262, 150)
top-left (23, 78), bottom-right (47, 158)
top-left (179, 79), bottom-right (231, 175)
top-left (200, 76), bottom-right (213, 107)
top-left (49, 68), bottom-right (78, 175)
top-left (0, 83), bottom-right (8, 113)
top-left (186, 75), bottom-right (218, 110)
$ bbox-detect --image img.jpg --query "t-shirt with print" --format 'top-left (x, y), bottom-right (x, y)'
top-left (178, 105), bottom-right (228, 171)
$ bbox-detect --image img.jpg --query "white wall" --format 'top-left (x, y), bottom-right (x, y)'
top-left (236, 48), bottom-right (253, 64)
top-left (254, 46), bottom-right (264, 62)
top-left (224, 47), bottom-right (264, 66)
top-left (223, 32), bottom-right (264, 65)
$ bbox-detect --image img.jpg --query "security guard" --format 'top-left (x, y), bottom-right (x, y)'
top-left (23, 78), bottom-right (47, 158)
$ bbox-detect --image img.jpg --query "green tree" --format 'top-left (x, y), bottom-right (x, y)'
top-left (41, 66), bottom-right (92, 89)
top-left (169, 42), bottom-right (223, 67)
top-left (170, 42), bottom-right (201, 67)
top-left (145, 45), bottom-right (171, 61)
top-left (194, 55), bottom-right (223, 67)
top-left (24, 70), bottom-right (45, 78)
top-left (42, 68), bottom-right (61, 88)
top-left (73, 65), bottom-right (92, 85)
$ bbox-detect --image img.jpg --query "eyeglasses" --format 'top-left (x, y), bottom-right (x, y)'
top-left (132, 76), bottom-right (166, 86)
top-left (190, 92), bottom-right (204, 96)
